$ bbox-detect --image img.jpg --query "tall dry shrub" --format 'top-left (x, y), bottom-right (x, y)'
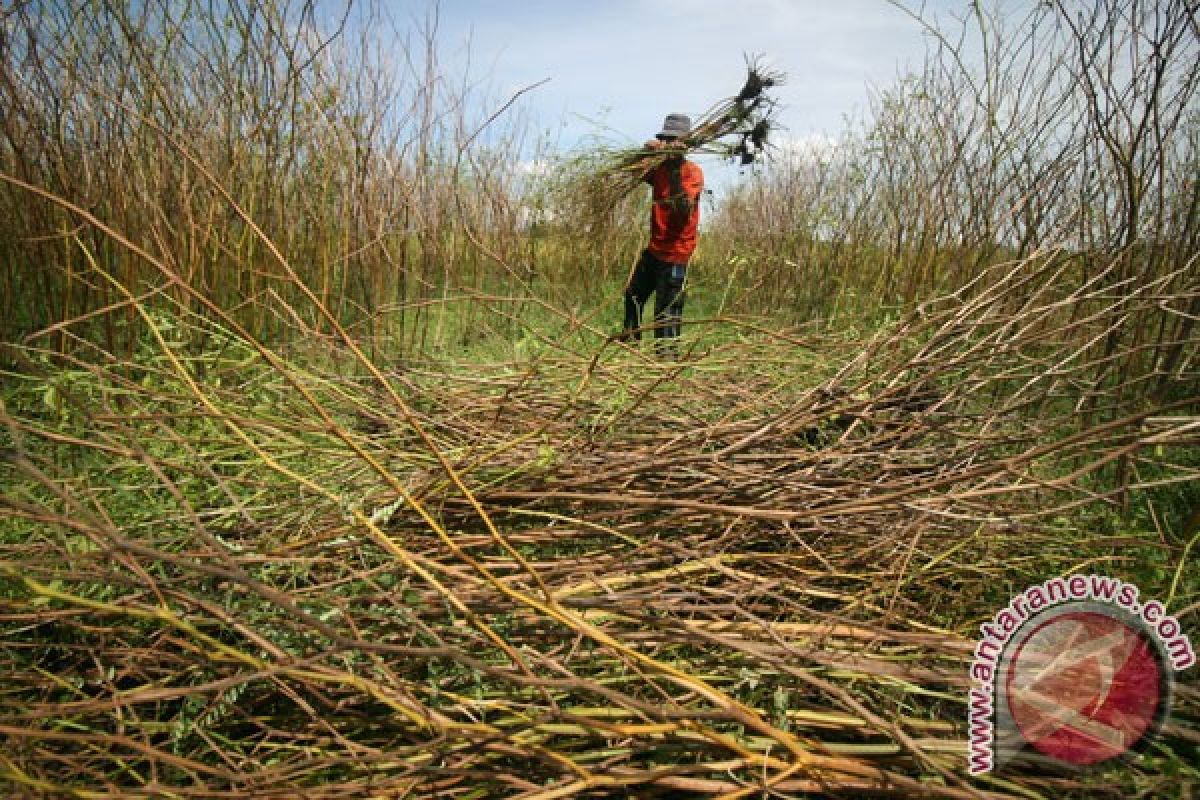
top-left (708, 0), bottom-right (1197, 312)
top-left (0, 0), bottom-right (549, 355)
top-left (707, 1), bottom-right (1197, 426)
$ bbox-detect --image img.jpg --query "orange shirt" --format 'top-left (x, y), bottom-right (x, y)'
top-left (644, 159), bottom-right (704, 264)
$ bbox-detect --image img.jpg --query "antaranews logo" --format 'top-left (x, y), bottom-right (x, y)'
top-left (968, 574), bottom-right (1195, 775)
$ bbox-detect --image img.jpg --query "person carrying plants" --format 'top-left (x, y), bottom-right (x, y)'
top-left (619, 113), bottom-right (705, 352)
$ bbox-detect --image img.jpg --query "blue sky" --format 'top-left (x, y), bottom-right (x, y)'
top-left (371, 0), bottom-right (977, 192)
top-left (429, 1), bottom-right (968, 137)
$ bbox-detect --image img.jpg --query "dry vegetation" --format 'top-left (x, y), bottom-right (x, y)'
top-left (1, 1), bottom-right (1198, 798)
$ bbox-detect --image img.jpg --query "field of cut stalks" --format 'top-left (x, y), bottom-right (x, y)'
top-left (2, 0), bottom-right (1199, 798)
top-left (3, 255), bottom-right (1198, 798)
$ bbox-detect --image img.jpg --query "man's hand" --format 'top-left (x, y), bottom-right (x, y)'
top-left (645, 138), bottom-right (687, 154)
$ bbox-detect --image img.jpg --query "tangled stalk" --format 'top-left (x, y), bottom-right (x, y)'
top-left (1, 250), bottom-right (1196, 798)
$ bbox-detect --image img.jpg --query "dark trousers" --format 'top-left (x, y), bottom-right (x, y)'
top-left (623, 250), bottom-right (686, 341)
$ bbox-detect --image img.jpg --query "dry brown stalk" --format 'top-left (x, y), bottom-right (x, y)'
top-left (2, 248), bottom-right (1196, 797)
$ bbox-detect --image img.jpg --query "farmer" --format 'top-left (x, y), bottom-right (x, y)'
top-left (620, 113), bottom-right (705, 350)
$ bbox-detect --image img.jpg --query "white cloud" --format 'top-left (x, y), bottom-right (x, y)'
top-left (770, 133), bottom-right (844, 163)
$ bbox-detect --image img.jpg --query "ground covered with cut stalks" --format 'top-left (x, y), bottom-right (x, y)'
top-left (2, 257), bottom-right (1198, 798)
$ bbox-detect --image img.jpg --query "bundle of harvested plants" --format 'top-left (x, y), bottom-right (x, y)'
top-left (582, 56), bottom-right (785, 207)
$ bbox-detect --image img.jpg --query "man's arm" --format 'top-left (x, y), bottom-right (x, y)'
top-left (665, 162), bottom-right (703, 230)
top-left (638, 138), bottom-right (691, 182)
top-left (638, 139), bottom-right (665, 183)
